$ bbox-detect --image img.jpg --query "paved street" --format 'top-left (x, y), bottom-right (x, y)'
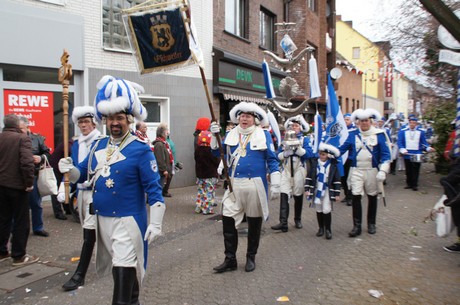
top-left (0, 163), bottom-right (459, 305)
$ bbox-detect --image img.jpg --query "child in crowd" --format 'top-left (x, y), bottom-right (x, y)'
top-left (194, 131), bottom-right (220, 214)
top-left (305, 143), bottom-right (341, 240)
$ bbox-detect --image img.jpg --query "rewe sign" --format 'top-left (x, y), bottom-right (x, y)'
top-left (4, 89), bottom-right (55, 151)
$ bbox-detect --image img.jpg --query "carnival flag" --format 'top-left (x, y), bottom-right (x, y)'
top-left (309, 54), bottom-right (322, 98)
top-left (122, 1), bottom-right (204, 74)
top-left (262, 59), bottom-right (276, 99)
top-left (313, 111), bottom-right (323, 154)
top-left (324, 73), bottom-right (349, 176)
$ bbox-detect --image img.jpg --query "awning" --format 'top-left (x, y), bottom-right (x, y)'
top-left (217, 87), bottom-right (289, 107)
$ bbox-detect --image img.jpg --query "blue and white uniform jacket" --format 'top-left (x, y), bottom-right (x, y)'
top-left (339, 127), bottom-right (391, 171)
top-left (75, 135), bottom-right (164, 217)
top-left (214, 127), bottom-right (279, 192)
top-left (397, 127), bottom-right (431, 160)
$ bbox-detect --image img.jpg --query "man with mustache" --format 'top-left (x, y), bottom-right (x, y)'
top-left (59, 75), bottom-right (165, 305)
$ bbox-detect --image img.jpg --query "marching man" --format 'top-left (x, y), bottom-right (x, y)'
top-left (59, 75), bottom-right (165, 305)
top-left (60, 106), bottom-right (101, 291)
top-left (338, 109), bottom-right (391, 237)
top-left (210, 102), bottom-right (280, 273)
top-left (271, 115), bottom-right (314, 232)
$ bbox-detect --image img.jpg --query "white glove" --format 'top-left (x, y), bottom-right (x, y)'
top-left (217, 161), bottom-right (224, 175)
top-left (269, 171), bottom-right (281, 200)
top-left (399, 148), bottom-right (408, 155)
top-left (59, 157), bottom-right (74, 173)
top-left (295, 147), bottom-right (306, 156)
top-left (283, 149), bottom-right (294, 158)
top-left (210, 122), bottom-right (221, 134)
top-left (376, 171), bottom-right (386, 182)
top-left (144, 202), bottom-right (166, 245)
top-left (57, 192), bottom-right (65, 203)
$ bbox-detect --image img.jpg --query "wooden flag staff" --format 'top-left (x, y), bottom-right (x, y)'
top-left (58, 49), bottom-right (73, 204)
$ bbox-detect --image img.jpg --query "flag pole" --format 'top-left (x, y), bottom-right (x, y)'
top-left (182, 1), bottom-right (233, 192)
top-left (58, 49), bottom-right (73, 204)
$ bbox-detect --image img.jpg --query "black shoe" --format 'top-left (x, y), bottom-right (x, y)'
top-left (316, 228), bottom-right (324, 237)
top-left (162, 192), bottom-right (172, 197)
top-left (213, 258), bottom-right (237, 273)
top-left (325, 230), bottom-right (332, 240)
top-left (33, 230), bottom-right (49, 237)
top-left (368, 224), bottom-right (376, 234)
top-left (443, 243), bottom-right (460, 253)
top-left (245, 255), bottom-right (256, 272)
top-left (348, 226), bottom-right (361, 238)
top-left (412, 187), bottom-right (418, 191)
top-left (346, 199), bottom-right (352, 206)
top-left (271, 223), bottom-right (288, 232)
top-left (55, 213), bottom-right (67, 220)
top-left (294, 220), bottom-right (302, 229)
top-left (62, 274), bottom-right (84, 291)
top-left (404, 186), bottom-right (412, 189)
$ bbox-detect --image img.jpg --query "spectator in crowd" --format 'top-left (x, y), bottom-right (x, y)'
top-left (194, 131), bottom-right (220, 214)
top-left (153, 123), bottom-right (173, 197)
top-left (0, 114), bottom-right (38, 266)
top-left (164, 133), bottom-right (177, 197)
top-left (135, 121), bottom-right (152, 148)
top-left (19, 116), bottom-right (51, 237)
top-left (440, 119), bottom-right (460, 253)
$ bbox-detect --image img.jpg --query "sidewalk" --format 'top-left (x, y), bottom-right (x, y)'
top-left (0, 163), bottom-right (459, 305)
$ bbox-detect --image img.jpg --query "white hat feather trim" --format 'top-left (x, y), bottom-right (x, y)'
top-left (318, 142), bottom-right (340, 158)
top-left (350, 108), bottom-right (381, 122)
top-left (229, 102), bottom-right (268, 126)
top-left (284, 114), bottom-right (310, 132)
top-left (71, 106), bottom-right (97, 125)
top-left (94, 75), bottom-right (147, 122)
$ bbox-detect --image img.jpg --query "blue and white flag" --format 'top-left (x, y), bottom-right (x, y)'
top-left (312, 111), bottom-right (323, 154)
top-left (262, 59), bottom-right (276, 99)
top-left (324, 73), bottom-right (349, 176)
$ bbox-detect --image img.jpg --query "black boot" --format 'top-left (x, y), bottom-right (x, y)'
top-left (349, 195), bottom-right (362, 237)
top-left (293, 195), bottom-right (303, 229)
top-left (367, 195), bottom-right (378, 234)
top-left (316, 212), bottom-right (324, 237)
top-left (62, 229), bottom-right (95, 291)
top-left (112, 266), bottom-right (136, 305)
top-left (213, 216), bottom-right (238, 273)
top-left (324, 213), bottom-right (332, 240)
top-left (51, 195), bottom-right (67, 220)
top-left (131, 277), bottom-right (140, 305)
top-left (271, 193), bottom-right (289, 232)
top-left (245, 217), bottom-right (262, 272)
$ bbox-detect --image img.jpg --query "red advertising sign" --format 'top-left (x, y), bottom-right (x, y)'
top-left (4, 90), bottom-right (55, 151)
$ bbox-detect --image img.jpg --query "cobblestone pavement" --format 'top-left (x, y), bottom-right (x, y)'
top-left (0, 163), bottom-right (459, 305)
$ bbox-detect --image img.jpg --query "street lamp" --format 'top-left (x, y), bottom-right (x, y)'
top-left (363, 69), bottom-right (376, 109)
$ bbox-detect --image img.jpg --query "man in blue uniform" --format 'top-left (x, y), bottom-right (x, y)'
top-left (210, 102), bottom-right (280, 273)
top-left (60, 106), bottom-right (101, 291)
top-left (397, 115), bottom-right (434, 191)
top-left (339, 109), bottom-right (391, 237)
top-left (59, 75), bottom-right (165, 305)
top-left (271, 114), bottom-right (314, 232)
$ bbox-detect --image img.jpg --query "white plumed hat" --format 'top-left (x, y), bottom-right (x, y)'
top-left (284, 114), bottom-right (310, 132)
top-left (229, 102), bottom-right (268, 126)
top-left (350, 108), bottom-right (381, 123)
top-left (318, 142), bottom-right (340, 158)
top-left (71, 106), bottom-right (97, 125)
top-left (94, 75), bottom-right (147, 122)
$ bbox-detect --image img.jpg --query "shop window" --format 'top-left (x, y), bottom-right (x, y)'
top-left (225, 0), bottom-right (247, 38)
top-left (102, 0), bottom-right (144, 51)
top-left (260, 8), bottom-right (275, 51)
